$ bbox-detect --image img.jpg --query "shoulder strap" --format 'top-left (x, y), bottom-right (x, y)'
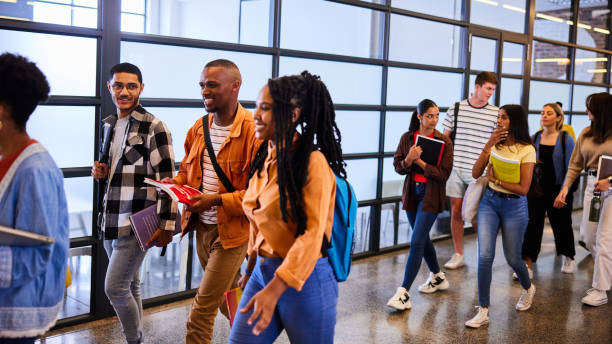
top-left (202, 115), bottom-right (236, 193)
top-left (451, 102), bottom-right (459, 143)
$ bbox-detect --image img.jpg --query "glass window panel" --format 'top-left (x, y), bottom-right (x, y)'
top-left (572, 85), bottom-right (607, 112)
top-left (380, 201), bottom-right (397, 249)
top-left (345, 159), bottom-right (378, 201)
top-left (74, 0), bottom-right (98, 7)
top-left (390, 14), bottom-right (464, 67)
top-left (574, 49), bottom-right (608, 83)
top-left (397, 203), bottom-right (410, 245)
top-left (384, 111), bottom-right (411, 152)
top-left (336, 111), bottom-right (380, 154)
top-left (149, 107), bottom-right (205, 162)
top-left (570, 114), bottom-right (591, 137)
top-left (531, 41), bottom-right (571, 80)
top-left (121, 13), bottom-right (145, 33)
top-left (470, 0), bottom-right (526, 33)
top-left (502, 42), bottom-right (524, 75)
top-left (469, 74), bottom-right (497, 106)
top-left (387, 68), bottom-right (463, 107)
top-left (121, 41), bottom-right (272, 101)
top-left (73, 7), bottom-right (97, 29)
top-left (279, 57), bottom-right (382, 105)
top-left (528, 81), bottom-right (571, 111)
top-left (353, 206), bottom-right (372, 253)
top-left (391, 0), bottom-right (463, 20)
top-left (28, 106), bottom-right (95, 168)
top-left (64, 177), bottom-right (93, 238)
top-left (32, 2), bottom-right (71, 26)
top-left (534, 0), bottom-right (573, 42)
top-left (382, 157), bottom-right (404, 198)
top-left (577, 0), bottom-right (610, 49)
top-left (0, 29), bottom-right (97, 96)
top-left (121, 0), bottom-right (145, 14)
top-left (61, 251), bottom-right (91, 318)
top-left (500, 77), bottom-right (522, 106)
top-left (471, 36), bottom-right (497, 72)
top-left (281, 0), bottom-right (384, 58)
top-left (124, 0), bottom-right (270, 46)
top-left (142, 236), bottom-right (189, 299)
top-left (528, 113), bottom-right (542, 135)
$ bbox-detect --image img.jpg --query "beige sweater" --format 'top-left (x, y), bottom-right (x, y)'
top-left (563, 127), bottom-right (612, 188)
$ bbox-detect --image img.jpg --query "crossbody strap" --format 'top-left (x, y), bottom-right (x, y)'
top-left (202, 115), bottom-right (236, 193)
top-left (450, 102), bottom-right (459, 143)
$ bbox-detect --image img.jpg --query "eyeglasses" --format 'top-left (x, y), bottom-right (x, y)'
top-left (111, 82), bottom-right (140, 92)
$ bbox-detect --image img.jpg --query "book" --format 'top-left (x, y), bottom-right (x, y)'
top-left (490, 151), bottom-right (521, 184)
top-left (224, 287), bottom-right (243, 328)
top-left (144, 178), bottom-right (201, 205)
top-left (413, 134), bottom-right (445, 174)
top-left (596, 155), bottom-right (612, 180)
top-left (0, 225), bottom-right (55, 246)
top-left (129, 205), bottom-right (182, 252)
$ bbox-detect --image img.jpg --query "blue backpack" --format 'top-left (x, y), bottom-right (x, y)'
top-left (324, 174), bottom-right (358, 282)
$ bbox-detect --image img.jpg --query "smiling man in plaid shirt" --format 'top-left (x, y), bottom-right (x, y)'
top-left (91, 62), bottom-right (177, 344)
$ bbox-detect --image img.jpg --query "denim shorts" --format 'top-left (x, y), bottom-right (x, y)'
top-left (445, 168), bottom-right (476, 198)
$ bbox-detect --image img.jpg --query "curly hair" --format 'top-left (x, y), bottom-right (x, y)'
top-left (249, 71), bottom-right (346, 236)
top-left (0, 53), bottom-right (50, 131)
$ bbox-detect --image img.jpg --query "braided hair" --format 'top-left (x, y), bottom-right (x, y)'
top-left (248, 71), bottom-right (346, 236)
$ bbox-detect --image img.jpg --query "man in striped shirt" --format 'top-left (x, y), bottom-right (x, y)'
top-left (169, 59), bottom-right (259, 344)
top-left (442, 71), bottom-right (499, 269)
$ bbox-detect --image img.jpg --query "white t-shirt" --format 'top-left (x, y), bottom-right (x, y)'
top-left (109, 116), bottom-right (130, 177)
top-left (199, 121), bottom-right (232, 224)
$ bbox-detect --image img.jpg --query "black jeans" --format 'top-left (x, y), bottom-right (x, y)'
top-left (523, 185), bottom-right (575, 262)
top-left (0, 338), bottom-right (37, 344)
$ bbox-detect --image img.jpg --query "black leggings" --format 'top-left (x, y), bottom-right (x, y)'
top-left (523, 185), bottom-right (575, 262)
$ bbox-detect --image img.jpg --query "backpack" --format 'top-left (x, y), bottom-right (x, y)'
top-left (323, 174), bottom-right (358, 282)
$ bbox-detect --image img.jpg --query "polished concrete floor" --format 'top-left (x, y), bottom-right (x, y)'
top-left (40, 212), bottom-right (611, 344)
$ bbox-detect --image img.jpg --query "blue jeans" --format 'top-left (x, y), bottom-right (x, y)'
top-left (477, 189), bottom-right (531, 307)
top-left (104, 235), bottom-right (147, 343)
top-left (401, 182), bottom-right (441, 289)
top-left (228, 257), bottom-right (338, 344)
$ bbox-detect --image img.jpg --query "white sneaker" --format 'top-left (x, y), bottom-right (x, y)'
top-left (418, 271), bottom-right (450, 293)
top-left (561, 256), bottom-right (575, 274)
top-left (465, 307), bottom-right (489, 328)
top-left (581, 288), bottom-right (608, 306)
top-left (516, 284), bottom-right (536, 311)
top-left (387, 287), bottom-right (411, 310)
top-left (444, 253), bottom-right (465, 269)
top-left (512, 266), bottom-right (533, 280)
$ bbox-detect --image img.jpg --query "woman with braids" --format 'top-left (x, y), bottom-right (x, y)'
top-left (228, 71), bottom-right (344, 344)
top-left (386, 99), bottom-right (453, 311)
top-left (466, 105), bottom-right (536, 328)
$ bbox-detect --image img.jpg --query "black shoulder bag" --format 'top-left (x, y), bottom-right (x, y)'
top-left (449, 102), bottom-right (460, 143)
top-left (202, 114), bottom-right (236, 193)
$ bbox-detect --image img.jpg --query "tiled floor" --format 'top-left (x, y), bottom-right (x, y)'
top-left (41, 211), bottom-right (612, 343)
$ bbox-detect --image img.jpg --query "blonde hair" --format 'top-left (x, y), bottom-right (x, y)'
top-left (543, 103), bottom-right (564, 131)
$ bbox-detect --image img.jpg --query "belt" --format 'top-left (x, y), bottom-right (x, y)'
top-left (588, 170), bottom-right (597, 176)
top-left (487, 186), bottom-right (520, 199)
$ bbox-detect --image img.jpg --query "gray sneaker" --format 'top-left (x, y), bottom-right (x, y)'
top-left (444, 253), bottom-right (465, 269)
top-left (516, 284), bottom-right (536, 311)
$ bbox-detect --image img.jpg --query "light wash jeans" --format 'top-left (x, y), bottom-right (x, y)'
top-left (104, 235), bottom-right (147, 344)
top-left (401, 182), bottom-right (441, 289)
top-left (477, 189), bottom-right (531, 307)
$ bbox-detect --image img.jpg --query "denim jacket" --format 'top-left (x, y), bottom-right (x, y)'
top-left (0, 143), bottom-right (69, 338)
top-left (533, 130), bottom-right (575, 186)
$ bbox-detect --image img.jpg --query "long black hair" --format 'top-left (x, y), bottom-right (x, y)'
top-left (499, 104), bottom-right (532, 146)
top-left (585, 92), bottom-right (612, 143)
top-left (408, 99), bottom-right (438, 132)
top-left (248, 71), bottom-right (346, 236)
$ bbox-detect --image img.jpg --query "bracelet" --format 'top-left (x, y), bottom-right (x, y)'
top-left (496, 179), bottom-right (501, 186)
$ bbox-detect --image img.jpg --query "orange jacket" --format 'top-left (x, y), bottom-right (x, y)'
top-left (174, 104), bottom-right (260, 249)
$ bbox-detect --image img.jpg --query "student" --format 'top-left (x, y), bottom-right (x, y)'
top-left (442, 71), bottom-right (499, 269)
top-left (92, 63), bottom-right (177, 344)
top-left (167, 59), bottom-right (259, 344)
top-left (0, 53), bottom-right (69, 343)
top-left (554, 92), bottom-right (612, 306)
top-left (521, 103), bottom-right (576, 277)
top-left (228, 71), bottom-right (344, 343)
top-left (466, 105), bottom-right (536, 328)
top-left (386, 99), bottom-right (453, 311)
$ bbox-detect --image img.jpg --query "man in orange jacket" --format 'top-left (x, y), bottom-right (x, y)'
top-left (169, 59), bottom-right (259, 344)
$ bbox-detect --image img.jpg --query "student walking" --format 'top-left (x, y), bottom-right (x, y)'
top-left (386, 99), bottom-right (453, 311)
top-left (554, 92), bottom-right (612, 306)
top-left (228, 71), bottom-right (345, 344)
top-left (466, 105), bottom-right (536, 328)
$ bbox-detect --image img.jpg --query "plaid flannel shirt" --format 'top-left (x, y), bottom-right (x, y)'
top-left (100, 105), bottom-right (177, 239)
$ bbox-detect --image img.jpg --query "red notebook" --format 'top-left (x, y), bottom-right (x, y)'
top-left (144, 178), bottom-right (202, 205)
top-left (224, 287), bottom-right (243, 328)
